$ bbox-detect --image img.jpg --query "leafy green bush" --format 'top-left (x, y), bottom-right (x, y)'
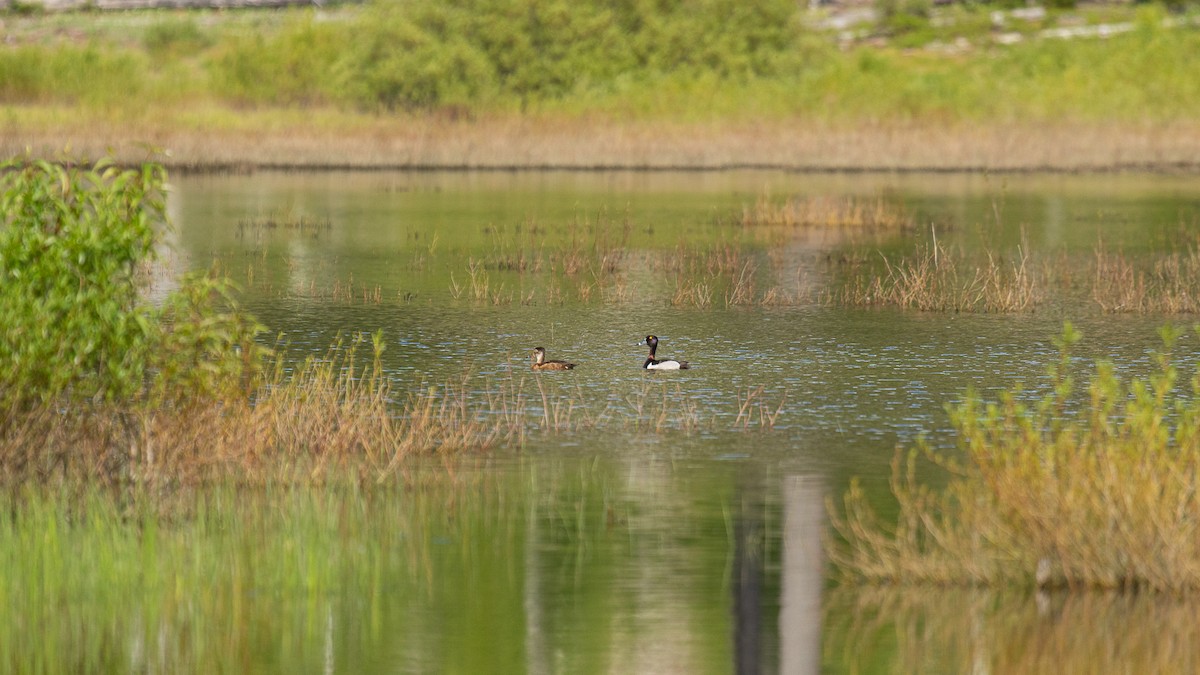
top-left (207, 17), bottom-right (344, 106)
top-left (0, 158), bottom-right (162, 407)
top-left (204, 0), bottom-right (806, 111)
top-left (0, 157), bottom-right (265, 413)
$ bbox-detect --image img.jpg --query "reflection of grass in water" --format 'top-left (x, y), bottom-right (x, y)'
top-left (0, 457), bottom-right (742, 672)
top-left (229, 213), bottom-right (1200, 314)
top-left (825, 585), bottom-right (1200, 674)
top-left (236, 211), bottom-right (332, 236)
top-left (0, 470), bottom-right (579, 672)
top-left (829, 323), bottom-right (1200, 591)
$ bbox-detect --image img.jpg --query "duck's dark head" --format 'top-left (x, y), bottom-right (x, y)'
top-left (532, 347), bottom-right (546, 364)
top-left (642, 335), bottom-right (659, 348)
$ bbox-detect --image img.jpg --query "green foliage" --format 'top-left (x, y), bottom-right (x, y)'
top-left (143, 17), bottom-right (213, 58)
top-left (207, 16), bottom-right (344, 106)
top-left (335, 4), bottom-right (496, 111)
top-left (0, 45), bottom-right (145, 105)
top-left (0, 157), bottom-right (266, 413)
top-left (204, 0), bottom-right (806, 111)
top-left (0, 158), bottom-right (162, 408)
top-left (149, 268), bottom-right (267, 404)
top-left (877, 0), bottom-right (934, 46)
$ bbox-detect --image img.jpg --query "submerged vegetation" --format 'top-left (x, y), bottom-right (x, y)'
top-left (829, 322), bottom-right (1200, 592)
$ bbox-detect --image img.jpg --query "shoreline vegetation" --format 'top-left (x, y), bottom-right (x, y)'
top-left (12, 117), bottom-right (1200, 174)
top-left (3, 1), bottom-right (1200, 172)
top-left (829, 323), bottom-right (1200, 592)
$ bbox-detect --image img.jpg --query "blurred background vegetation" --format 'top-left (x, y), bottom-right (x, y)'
top-left (1, 0), bottom-right (1198, 124)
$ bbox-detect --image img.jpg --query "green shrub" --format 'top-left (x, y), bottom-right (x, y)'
top-left (0, 157), bottom-right (266, 413)
top-left (143, 17), bottom-right (213, 59)
top-left (336, 6), bottom-right (496, 110)
top-left (830, 323), bottom-right (1200, 591)
top-left (0, 158), bottom-right (162, 408)
top-left (207, 16), bottom-right (343, 106)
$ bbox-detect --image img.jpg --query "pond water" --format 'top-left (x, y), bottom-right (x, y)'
top-left (18, 170), bottom-right (1200, 672)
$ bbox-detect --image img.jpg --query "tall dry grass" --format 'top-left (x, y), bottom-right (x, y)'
top-left (0, 334), bottom-right (504, 486)
top-left (1093, 243), bottom-right (1200, 313)
top-left (828, 239), bottom-right (1040, 312)
top-left (829, 323), bottom-right (1200, 592)
top-left (741, 193), bottom-right (914, 230)
top-left (9, 109), bottom-right (1200, 171)
top-left (0, 334), bottom-right (789, 487)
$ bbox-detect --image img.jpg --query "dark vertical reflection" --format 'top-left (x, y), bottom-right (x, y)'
top-left (733, 481), bottom-right (765, 675)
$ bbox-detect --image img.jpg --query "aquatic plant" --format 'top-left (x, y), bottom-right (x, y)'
top-left (741, 193), bottom-right (914, 230)
top-left (829, 322), bottom-right (1200, 591)
top-left (827, 239), bottom-right (1040, 313)
top-left (1092, 243), bottom-right (1200, 314)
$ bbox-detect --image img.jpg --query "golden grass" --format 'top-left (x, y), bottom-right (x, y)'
top-left (827, 240), bottom-right (1040, 312)
top-left (741, 193), bottom-right (915, 230)
top-left (7, 106), bottom-right (1200, 171)
top-left (1093, 244), bottom-right (1200, 313)
top-left (828, 323), bottom-right (1200, 592)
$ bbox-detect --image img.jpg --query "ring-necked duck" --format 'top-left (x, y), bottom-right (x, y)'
top-left (641, 335), bottom-right (689, 370)
top-left (531, 347), bottom-right (576, 371)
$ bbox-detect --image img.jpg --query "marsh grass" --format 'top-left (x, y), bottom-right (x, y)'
top-left (829, 323), bottom-right (1200, 592)
top-left (236, 212), bottom-right (332, 235)
top-left (1, 334), bottom-right (787, 487)
top-left (741, 193), bottom-right (915, 231)
top-left (1092, 243), bottom-right (1200, 313)
top-left (0, 334), bottom-right (503, 486)
top-left (828, 240), bottom-right (1041, 312)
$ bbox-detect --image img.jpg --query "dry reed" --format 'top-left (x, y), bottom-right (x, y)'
top-left (828, 239), bottom-right (1040, 312)
top-left (829, 323), bottom-right (1200, 592)
top-left (741, 193), bottom-right (914, 230)
top-left (12, 109), bottom-right (1200, 171)
top-left (1092, 244), bottom-right (1200, 313)
top-left (0, 338), bottom-right (789, 487)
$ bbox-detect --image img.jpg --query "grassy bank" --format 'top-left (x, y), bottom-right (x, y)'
top-left (2, 2), bottom-right (1200, 170)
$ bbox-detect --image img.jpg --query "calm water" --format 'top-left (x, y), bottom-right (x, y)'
top-left (23, 170), bottom-right (1200, 672)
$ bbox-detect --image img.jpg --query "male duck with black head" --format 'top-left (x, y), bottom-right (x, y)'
top-left (531, 346), bottom-right (576, 371)
top-left (641, 335), bottom-right (689, 370)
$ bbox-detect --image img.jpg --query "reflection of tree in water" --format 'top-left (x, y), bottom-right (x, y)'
top-left (733, 474), bottom-right (825, 675)
top-left (824, 586), bottom-right (1200, 673)
top-left (733, 485), bottom-right (764, 675)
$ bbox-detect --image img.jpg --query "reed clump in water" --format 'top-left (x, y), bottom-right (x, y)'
top-left (1092, 243), bottom-right (1200, 314)
top-left (827, 240), bottom-right (1040, 312)
top-left (741, 194), bottom-right (915, 231)
top-left (829, 323), bottom-right (1200, 592)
